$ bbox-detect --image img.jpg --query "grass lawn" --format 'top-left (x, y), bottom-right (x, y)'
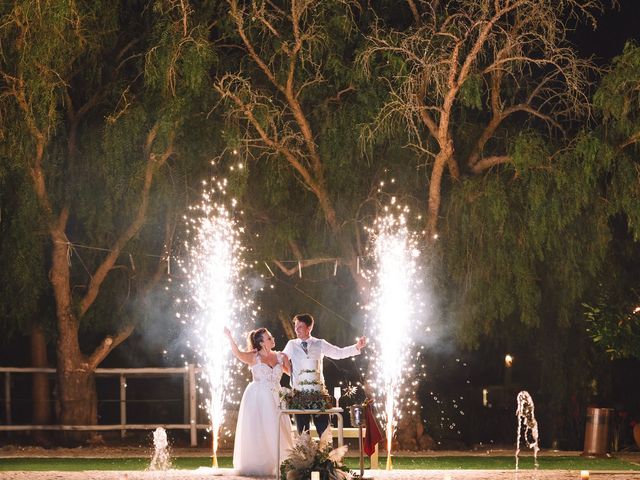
top-left (0, 456), bottom-right (638, 471)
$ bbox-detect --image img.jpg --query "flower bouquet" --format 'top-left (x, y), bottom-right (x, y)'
top-left (280, 430), bottom-right (352, 480)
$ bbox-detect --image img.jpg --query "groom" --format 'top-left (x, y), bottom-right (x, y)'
top-left (283, 313), bottom-right (367, 437)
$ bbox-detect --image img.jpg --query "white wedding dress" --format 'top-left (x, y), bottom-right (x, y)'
top-left (233, 352), bottom-right (294, 476)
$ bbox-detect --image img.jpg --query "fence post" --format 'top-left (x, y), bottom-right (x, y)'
top-left (183, 369), bottom-right (189, 425)
top-left (4, 372), bottom-right (11, 431)
top-left (188, 364), bottom-right (197, 447)
top-left (120, 374), bottom-right (127, 438)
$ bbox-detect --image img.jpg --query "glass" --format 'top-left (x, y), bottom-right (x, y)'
top-left (333, 386), bottom-right (341, 408)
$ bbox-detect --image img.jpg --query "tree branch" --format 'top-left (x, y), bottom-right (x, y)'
top-left (504, 103), bottom-right (564, 133)
top-left (228, 0), bottom-right (284, 94)
top-left (78, 124), bottom-right (175, 317)
top-left (470, 155), bottom-right (511, 174)
top-left (406, 0), bottom-right (422, 25)
top-left (619, 130), bottom-right (640, 151)
top-left (87, 324), bottom-right (135, 370)
top-left (214, 79), bottom-right (321, 195)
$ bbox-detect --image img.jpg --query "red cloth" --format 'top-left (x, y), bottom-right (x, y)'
top-left (363, 402), bottom-right (383, 457)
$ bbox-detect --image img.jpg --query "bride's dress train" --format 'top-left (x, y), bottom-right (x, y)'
top-left (233, 352), bottom-right (294, 476)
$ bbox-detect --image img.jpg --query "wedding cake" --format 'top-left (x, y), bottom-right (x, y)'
top-left (295, 359), bottom-right (324, 392)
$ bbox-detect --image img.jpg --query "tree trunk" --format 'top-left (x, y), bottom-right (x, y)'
top-left (54, 313), bottom-right (99, 443)
top-left (50, 234), bottom-right (98, 444)
top-left (56, 330), bottom-right (100, 445)
top-left (56, 367), bottom-right (98, 426)
top-left (30, 323), bottom-right (51, 445)
top-left (394, 391), bottom-right (435, 451)
top-left (426, 148), bottom-right (451, 239)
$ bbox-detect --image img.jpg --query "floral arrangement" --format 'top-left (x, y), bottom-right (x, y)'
top-left (280, 387), bottom-right (333, 410)
top-left (280, 430), bottom-right (352, 480)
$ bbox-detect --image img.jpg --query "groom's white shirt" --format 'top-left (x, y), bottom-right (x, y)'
top-left (283, 336), bottom-right (360, 389)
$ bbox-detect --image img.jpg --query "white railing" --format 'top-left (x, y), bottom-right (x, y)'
top-left (0, 365), bottom-right (207, 446)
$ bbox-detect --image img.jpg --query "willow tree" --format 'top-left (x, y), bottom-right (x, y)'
top-left (0, 0), bottom-right (215, 433)
top-left (360, 0), bottom-right (601, 238)
top-left (213, 0), bottom-right (389, 292)
top-left (212, 0), bottom-right (438, 450)
top-left (583, 41), bottom-right (640, 361)
top-left (356, 0), bottom-right (640, 445)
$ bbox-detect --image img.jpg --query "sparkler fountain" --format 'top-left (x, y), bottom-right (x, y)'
top-left (364, 206), bottom-right (423, 470)
top-left (180, 178), bottom-right (251, 468)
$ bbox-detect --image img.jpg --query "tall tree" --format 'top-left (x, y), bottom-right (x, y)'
top-left (360, 0), bottom-right (601, 238)
top-left (359, 0), bottom-right (639, 444)
top-left (438, 41), bottom-right (640, 444)
top-left (583, 41), bottom-right (640, 361)
top-left (0, 0), bottom-right (216, 435)
top-left (212, 0), bottom-right (436, 449)
top-left (214, 0), bottom-right (389, 292)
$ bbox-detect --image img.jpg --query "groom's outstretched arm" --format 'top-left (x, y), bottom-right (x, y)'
top-left (320, 339), bottom-right (361, 360)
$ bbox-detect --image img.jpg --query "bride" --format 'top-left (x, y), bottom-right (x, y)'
top-left (224, 327), bottom-right (295, 476)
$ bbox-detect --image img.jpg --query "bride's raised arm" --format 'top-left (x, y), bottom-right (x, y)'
top-left (224, 327), bottom-right (256, 365)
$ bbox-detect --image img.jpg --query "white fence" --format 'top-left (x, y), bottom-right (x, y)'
top-left (0, 365), bottom-right (208, 446)
top-left (1, 366), bottom-right (380, 467)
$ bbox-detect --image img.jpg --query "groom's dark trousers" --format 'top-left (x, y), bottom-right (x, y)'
top-left (295, 414), bottom-right (329, 437)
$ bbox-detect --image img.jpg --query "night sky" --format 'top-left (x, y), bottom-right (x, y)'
top-left (571, 0), bottom-right (640, 61)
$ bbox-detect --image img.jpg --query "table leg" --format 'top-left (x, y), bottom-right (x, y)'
top-left (337, 412), bottom-right (344, 447)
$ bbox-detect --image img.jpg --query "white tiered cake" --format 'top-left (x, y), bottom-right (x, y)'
top-left (295, 359), bottom-right (323, 391)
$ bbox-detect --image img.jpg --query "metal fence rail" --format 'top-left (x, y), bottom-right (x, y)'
top-left (0, 365), bottom-right (205, 446)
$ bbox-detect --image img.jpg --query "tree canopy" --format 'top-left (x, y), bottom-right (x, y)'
top-left (0, 0), bottom-right (638, 447)
top-left (0, 0), bottom-right (220, 429)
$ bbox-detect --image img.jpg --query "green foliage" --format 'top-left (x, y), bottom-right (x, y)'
top-left (0, 170), bottom-right (51, 338)
top-left (441, 126), bottom-right (618, 347)
top-left (511, 131), bottom-right (549, 174)
top-left (0, 0), bottom-right (220, 345)
top-left (594, 41), bottom-right (640, 128)
top-left (145, 16), bottom-right (215, 96)
top-left (439, 37), bottom-right (640, 351)
top-left (215, 0), bottom-right (391, 266)
top-left (280, 388), bottom-right (333, 410)
top-left (592, 41), bottom-right (640, 238)
top-left (584, 297), bottom-right (640, 360)
top-left (459, 74), bottom-right (483, 110)
top-left (430, 39), bottom-right (640, 443)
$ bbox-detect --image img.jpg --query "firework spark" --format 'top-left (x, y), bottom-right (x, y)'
top-left (180, 178), bottom-right (252, 467)
top-left (364, 206), bottom-right (423, 469)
